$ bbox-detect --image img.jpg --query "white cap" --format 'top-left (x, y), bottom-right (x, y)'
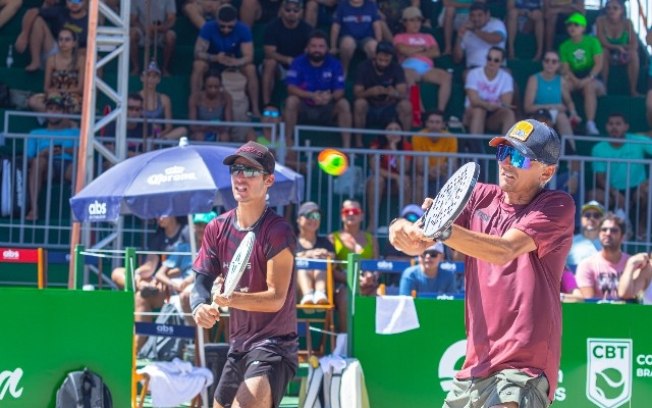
top-left (424, 242), bottom-right (444, 254)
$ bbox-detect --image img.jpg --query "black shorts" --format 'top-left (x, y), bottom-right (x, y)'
top-left (367, 104), bottom-right (398, 129)
top-left (299, 101), bottom-right (335, 125)
top-left (214, 346), bottom-right (298, 408)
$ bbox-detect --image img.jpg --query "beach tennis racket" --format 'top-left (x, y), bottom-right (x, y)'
top-left (419, 162), bottom-right (480, 239)
top-left (223, 231), bottom-right (256, 297)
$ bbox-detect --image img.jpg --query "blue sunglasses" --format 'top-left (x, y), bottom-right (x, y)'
top-left (495, 145), bottom-right (535, 169)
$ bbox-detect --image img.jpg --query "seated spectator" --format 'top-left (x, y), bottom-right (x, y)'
top-left (25, 95), bottom-right (78, 221)
top-left (576, 213), bottom-right (630, 300)
top-left (129, 0), bottom-right (176, 76)
top-left (589, 113), bottom-right (652, 237)
top-left (618, 252), bottom-right (652, 304)
top-left (353, 41), bottom-right (411, 134)
top-left (595, 0), bottom-right (641, 96)
top-left (365, 120), bottom-right (412, 232)
top-left (239, 0), bottom-right (282, 28)
top-left (566, 200), bottom-right (604, 271)
top-left (559, 12), bottom-right (604, 136)
top-left (139, 61), bottom-right (188, 140)
top-left (412, 110), bottom-right (458, 198)
top-left (28, 27), bottom-right (85, 114)
top-left (191, 4), bottom-right (261, 118)
top-left (506, 0), bottom-right (543, 60)
top-left (560, 265), bottom-right (582, 299)
top-left (394, 7), bottom-right (451, 113)
top-left (439, 0), bottom-right (473, 55)
top-left (284, 30), bottom-right (353, 147)
top-left (183, 0), bottom-right (220, 30)
top-left (15, 0), bottom-right (88, 72)
top-left (295, 201), bottom-right (336, 305)
top-left (453, 2), bottom-right (507, 70)
top-left (261, 0), bottom-right (311, 106)
top-left (375, 0), bottom-right (415, 39)
top-left (102, 93), bottom-right (149, 158)
top-left (523, 50), bottom-right (577, 140)
top-left (399, 242), bottom-right (456, 296)
top-left (188, 70), bottom-right (233, 142)
top-left (648, 26), bottom-right (652, 131)
top-left (544, 0), bottom-right (584, 52)
top-left (329, 199), bottom-right (379, 330)
top-left (329, 0), bottom-right (381, 77)
top-left (463, 47), bottom-right (515, 152)
top-left (247, 103), bottom-right (282, 149)
top-left (156, 211), bottom-right (217, 325)
top-left (304, 0), bottom-right (338, 29)
top-left (0, 0), bottom-right (22, 30)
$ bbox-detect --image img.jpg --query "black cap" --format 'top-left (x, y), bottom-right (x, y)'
top-left (376, 41), bottom-right (395, 56)
top-left (45, 94), bottom-right (65, 108)
top-left (489, 119), bottom-right (561, 165)
top-left (223, 141), bottom-right (276, 174)
top-left (217, 4), bottom-right (237, 21)
top-left (470, 1), bottom-right (489, 12)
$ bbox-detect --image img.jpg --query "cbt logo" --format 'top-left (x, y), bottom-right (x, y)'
top-left (438, 340), bottom-right (467, 393)
top-left (587, 338), bottom-right (632, 408)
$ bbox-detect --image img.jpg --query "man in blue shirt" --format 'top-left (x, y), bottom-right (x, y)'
top-left (399, 242), bottom-right (456, 296)
top-left (25, 95), bottom-right (79, 221)
top-left (190, 4), bottom-right (260, 117)
top-left (284, 30), bottom-right (354, 147)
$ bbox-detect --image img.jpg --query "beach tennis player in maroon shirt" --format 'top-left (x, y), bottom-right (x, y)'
top-left (390, 119), bottom-right (575, 407)
top-left (190, 141), bottom-right (298, 408)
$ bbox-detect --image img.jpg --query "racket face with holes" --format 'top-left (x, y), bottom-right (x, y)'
top-left (222, 231), bottom-right (256, 296)
top-left (420, 162), bottom-right (480, 239)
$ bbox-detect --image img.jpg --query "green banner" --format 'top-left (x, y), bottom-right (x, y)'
top-left (0, 288), bottom-right (133, 407)
top-left (352, 297), bottom-right (652, 408)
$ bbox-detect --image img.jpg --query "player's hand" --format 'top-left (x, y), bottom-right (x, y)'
top-left (193, 304), bottom-right (220, 329)
top-left (389, 218), bottom-right (432, 256)
top-left (213, 293), bottom-right (233, 308)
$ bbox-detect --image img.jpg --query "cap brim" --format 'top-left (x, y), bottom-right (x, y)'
top-left (223, 153), bottom-right (265, 170)
top-left (488, 137), bottom-right (536, 158)
top-left (582, 205), bottom-right (604, 214)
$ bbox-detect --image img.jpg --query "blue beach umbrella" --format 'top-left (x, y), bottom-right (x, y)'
top-left (70, 140), bottom-right (304, 222)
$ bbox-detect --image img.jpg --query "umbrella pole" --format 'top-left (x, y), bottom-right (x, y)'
top-left (188, 214), bottom-right (197, 259)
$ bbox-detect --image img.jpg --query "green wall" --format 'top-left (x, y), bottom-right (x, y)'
top-left (0, 288), bottom-right (133, 407)
top-left (352, 297), bottom-right (652, 408)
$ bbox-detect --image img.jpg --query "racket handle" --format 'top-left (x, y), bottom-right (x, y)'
top-left (210, 302), bottom-right (221, 321)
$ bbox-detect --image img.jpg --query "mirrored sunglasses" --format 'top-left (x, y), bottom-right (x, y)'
top-left (263, 110), bottom-right (280, 118)
top-left (303, 212), bottom-right (321, 220)
top-left (496, 145), bottom-right (535, 169)
top-left (229, 164), bottom-right (267, 177)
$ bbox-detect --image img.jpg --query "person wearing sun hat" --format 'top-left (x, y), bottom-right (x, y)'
top-left (566, 200), bottom-right (605, 271)
top-left (559, 11), bottom-right (605, 135)
top-left (390, 119), bottom-right (575, 406)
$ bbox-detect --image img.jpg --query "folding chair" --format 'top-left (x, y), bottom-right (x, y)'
top-left (0, 247), bottom-right (47, 288)
top-left (132, 319), bottom-right (210, 408)
top-left (295, 257), bottom-right (336, 361)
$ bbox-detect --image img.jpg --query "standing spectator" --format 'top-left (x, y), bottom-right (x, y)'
top-left (0, 0), bottom-right (21, 30)
top-left (412, 110), bottom-right (458, 198)
top-left (284, 30), bottom-right (353, 147)
top-left (139, 61), bottom-right (188, 140)
top-left (329, 0), bottom-right (382, 77)
top-left (618, 252), bottom-right (652, 303)
top-left (566, 200), bottom-right (604, 271)
top-left (394, 7), bottom-right (452, 113)
top-left (576, 213), bottom-right (630, 300)
top-left (544, 0), bottom-right (584, 52)
top-left (14, 0), bottom-right (88, 72)
top-left (595, 0), bottom-right (641, 96)
top-left (261, 0), bottom-right (312, 106)
top-left (295, 201), bottom-right (335, 305)
top-left (439, 0), bottom-right (473, 55)
top-left (463, 47), bottom-right (516, 152)
top-left (188, 70), bottom-right (233, 142)
top-left (589, 113), bottom-right (652, 237)
top-left (454, 2), bottom-right (507, 70)
top-left (559, 12), bottom-right (604, 136)
top-left (183, 0), bottom-right (221, 30)
top-left (399, 242), bottom-right (456, 296)
top-left (191, 4), bottom-right (261, 118)
top-left (523, 50), bottom-right (577, 140)
top-left (365, 120), bottom-right (413, 232)
top-left (28, 27), bottom-right (85, 114)
top-left (353, 41), bottom-right (411, 133)
top-left (506, 0), bottom-right (543, 60)
top-left (25, 95), bottom-right (78, 221)
top-left (129, 0), bottom-right (176, 76)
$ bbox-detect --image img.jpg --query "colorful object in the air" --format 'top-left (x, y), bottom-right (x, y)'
top-left (318, 149), bottom-right (349, 176)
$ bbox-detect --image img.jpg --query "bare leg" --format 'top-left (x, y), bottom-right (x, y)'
top-left (26, 156), bottom-right (47, 220)
top-left (304, 0), bottom-right (318, 27)
top-left (0, 0), bottom-right (22, 29)
top-left (231, 375), bottom-right (273, 408)
top-left (191, 59), bottom-right (209, 94)
top-left (26, 16), bottom-right (54, 71)
top-left (531, 10), bottom-right (544, 60)
top-left (284, 95), bottom-right (300, 143)
top-left (335, 98), bottom-right (353, 147)
top-left (297, 268), bottom-right (316, 298)
top-left (15, 7), bottom-right (39, 53)
top-left (627, 51), bottom-right (640, 96)
top-left (396, 99), bottom-right (412, 131)
top-left (507, 8), bottom-right (518, 59)
top-left (338, 36), bottom-right (356, 78)
top-left (162, 30), bottom-right (176, 76)
top-left (242, 63), bottom-right (261, 117)
top-left (423, 68), bottom-right (452, 112)
top-left (262, 58), bottom-right (278, 105)
top-left (443, 7), bottom-right (455, 54)
top-left (129, 30), bottom-right (141, 75)
top-left (239, 0), bottom-right (261, 28)
top-left (111, 267), bottom-right (126, 289)
top-left (183, 1), bottom-right (207, 29)
top-left (352, 98), bottom-right (368, 129)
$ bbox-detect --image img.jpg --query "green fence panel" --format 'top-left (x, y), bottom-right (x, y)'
top-left (0, 288), bottom-right (133, 407)
top-left (352, 296), bottom-right (652, 408)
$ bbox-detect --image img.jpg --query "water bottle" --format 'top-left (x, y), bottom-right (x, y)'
top-left (6, 45), bottom-right (13, 68)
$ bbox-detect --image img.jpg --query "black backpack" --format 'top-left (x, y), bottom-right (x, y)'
top-left (56, 368), bottom-right (112, 408)
top-left (137, 302), bottom-right (188, 361)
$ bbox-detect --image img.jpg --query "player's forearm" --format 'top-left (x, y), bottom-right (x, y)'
top-left (228, 290), bottom-right (287, 312)
top-left (447, 225), bottom-right (533, 265)
top-left (190, 272), bottom-right (213, 310)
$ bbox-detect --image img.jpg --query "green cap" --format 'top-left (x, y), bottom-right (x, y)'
top-left (565, 12), bottom-right (587, 27)
top-left (193, 211), bottom-right (217, 224)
